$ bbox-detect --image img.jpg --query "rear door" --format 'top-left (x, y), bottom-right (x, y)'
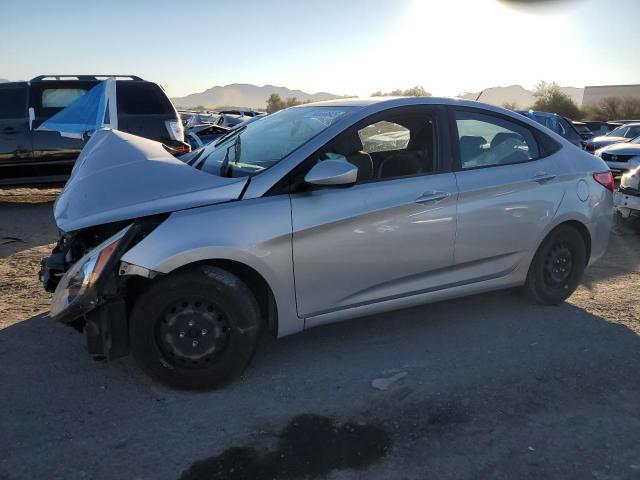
top-left (0, 83), bottom-right (31, 167)
top-left (450, 107), bottom-right (566, 281)
top-left (290, 105), bottom-right (459, 317)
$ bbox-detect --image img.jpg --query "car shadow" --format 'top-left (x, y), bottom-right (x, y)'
top-left (1, 289), bottom-right (639, 479)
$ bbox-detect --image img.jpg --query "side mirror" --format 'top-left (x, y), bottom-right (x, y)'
top-left (304, 159), bottom-right (358, 186)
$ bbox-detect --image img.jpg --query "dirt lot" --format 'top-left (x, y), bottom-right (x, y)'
top-left (0, 188), bottom-right (639, 480)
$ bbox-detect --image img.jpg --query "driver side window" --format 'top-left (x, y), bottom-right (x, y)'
top-left (313, 111), bottom-right (437, 184)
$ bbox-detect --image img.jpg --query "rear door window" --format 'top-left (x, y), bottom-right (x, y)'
top-left (0, 86), bottom-right (27, 119)
top-left (116, 82), bottom-right (173, 115)
top-left (454, 110), bottom-right (540, 169)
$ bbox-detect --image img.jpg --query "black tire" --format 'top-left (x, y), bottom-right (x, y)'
top-left (523, 225), bottom-right (587, 305)
top-left (129, 265), bottom-right (261, 390)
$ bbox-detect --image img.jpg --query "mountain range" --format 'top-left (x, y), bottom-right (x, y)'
top-left (171, 83), bottom-right (344, 110)
top-left (171, 83), bottom-right (586, 111)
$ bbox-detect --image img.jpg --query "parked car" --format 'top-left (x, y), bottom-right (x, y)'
top-left (0, 75), bottom-right (188, 185)
top-left (582, 122), bottom-right (640, 153)
top-left (615, 165), bottom-right (640, 218)
top-left (572, 121), bottom-right (594, 141)
top-left (185, 123), bottom-right (230, 150)
top-left (179, 111), bottom-right (219, 128)
top-left (218, 109), bottom-right (265, 118)
top-left (583, 121), bottom-right (622, 137)
top-left (215, 109), bottom-right (266, 128)
top-left (594, 135), bottom-right (640, 173)
top-left (516, 110), bottom-right (583, 147)
top-left (40, 97), bottom-right (613, 389)
top-left (184, 115), bottom-right (267, 150)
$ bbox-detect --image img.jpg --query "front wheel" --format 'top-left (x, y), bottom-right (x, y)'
top-left (522, 225), bottom-right (587, 305)
top-left (129, 266), bottom-right (261, 390)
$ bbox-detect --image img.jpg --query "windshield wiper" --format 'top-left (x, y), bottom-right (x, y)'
top-left (214, 125), bottom-right (247, 147)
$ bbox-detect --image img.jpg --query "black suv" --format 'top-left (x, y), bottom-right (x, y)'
top-left (0, 75), bottom-right (188, 185)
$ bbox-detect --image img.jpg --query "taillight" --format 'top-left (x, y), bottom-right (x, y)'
top-left (165, 120), bottom-right (185, 142)
top-left (593, 171), bottom-right (615, 192)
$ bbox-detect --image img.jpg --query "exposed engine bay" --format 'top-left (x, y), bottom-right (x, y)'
top-left (39, 215), bottom-right (166, 359)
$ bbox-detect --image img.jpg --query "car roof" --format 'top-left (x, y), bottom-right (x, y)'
top-left (299, 96), bottom-right (517, 111)
top-left (296, 96), bottom-right (562, 134)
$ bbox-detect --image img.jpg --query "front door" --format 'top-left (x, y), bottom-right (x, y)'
top-left (0, 83), bottom-right (32, 167)
top-left (290, 105), bottom-right (458, 317)
top-left (28, 80), bottom-right (93, 167)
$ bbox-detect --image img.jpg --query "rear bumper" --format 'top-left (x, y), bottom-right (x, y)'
top-left (615, 190), bottom-right (640, 216)
top-left (586, 191), bottom-right (614, 267)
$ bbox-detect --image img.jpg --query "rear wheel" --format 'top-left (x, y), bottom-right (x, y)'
top-left (523, 225), bottom-right (587, 305)
top-left (129, 265), bottom-right (261, 390)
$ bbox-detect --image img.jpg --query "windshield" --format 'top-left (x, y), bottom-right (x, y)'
top-left (631, 135), bottom-right (640, 144)
top-left (193, 106), bottom-right (355, 177)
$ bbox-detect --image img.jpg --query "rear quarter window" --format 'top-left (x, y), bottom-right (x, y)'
top-left (116, 82), bottom-right (174, 115)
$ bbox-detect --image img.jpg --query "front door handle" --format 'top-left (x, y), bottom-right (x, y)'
top-left (532, 172), bottom-right (557, 184)
top-left (415, 191), bottom-right (450, 204)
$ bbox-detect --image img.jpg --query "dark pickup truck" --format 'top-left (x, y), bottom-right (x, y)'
top-left (0, 75), bottom-right (188, 185)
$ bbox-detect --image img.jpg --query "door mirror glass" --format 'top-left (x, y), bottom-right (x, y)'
top-left (304, 159), bottom-right (358, 186)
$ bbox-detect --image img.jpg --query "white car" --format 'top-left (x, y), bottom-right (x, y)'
top-left (595, 135), bottom-right (640, 174)
top-left (615, 165), bottom-right (640, 218)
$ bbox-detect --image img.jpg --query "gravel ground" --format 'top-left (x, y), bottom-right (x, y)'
top-left (0, 188), bottom-right (639, 480)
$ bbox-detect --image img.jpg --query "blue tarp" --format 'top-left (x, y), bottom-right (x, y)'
top-left (36, 80), bottom-right (112, 138)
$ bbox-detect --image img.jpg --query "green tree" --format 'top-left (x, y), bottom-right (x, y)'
top-left (265, 93), bottom-right (310, 113)
top-left (266, 93), bottom-right (285, 113)
top-left (371, 86), bottom-right (431, 97)
top-left (532, 81), bottom-right (582, 119)
top-left (502, 101), bottom-right (518, 111)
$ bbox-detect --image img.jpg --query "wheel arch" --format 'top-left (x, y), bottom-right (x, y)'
top-left (125, 259), bottom-right (279, 336)
top-left (175, 259), bottom-right (278, 336)
top-left (560, 220), bottom-right (592, 265)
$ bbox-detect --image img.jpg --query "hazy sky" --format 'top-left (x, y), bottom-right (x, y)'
top-left (1, 0), bottom-right (638, 98)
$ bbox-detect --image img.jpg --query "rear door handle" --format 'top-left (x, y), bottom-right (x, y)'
top-left (415, 191), bottom-right (450, 204)
top-left (532, 172), bottom-right (557, 184)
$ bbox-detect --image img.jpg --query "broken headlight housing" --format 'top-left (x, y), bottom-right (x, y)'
top-left (50, 225), bottom-right (132, 319)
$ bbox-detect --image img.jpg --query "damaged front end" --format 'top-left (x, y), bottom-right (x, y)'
top-left (39, 216), bottom-right (165, 360)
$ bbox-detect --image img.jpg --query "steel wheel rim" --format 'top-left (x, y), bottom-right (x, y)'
top-left (543, 243), bottom-right (573, 288)
top-left (156, 298), bottom-right (231, 368)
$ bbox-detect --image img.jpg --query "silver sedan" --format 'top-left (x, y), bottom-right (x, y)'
top-left (42, 97), bottom-right (613, 389)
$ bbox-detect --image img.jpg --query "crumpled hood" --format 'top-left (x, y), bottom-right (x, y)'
top-left (601, 142), bottom-right (640, 156)
top-left (54, 129), bottom-right (247, 232)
